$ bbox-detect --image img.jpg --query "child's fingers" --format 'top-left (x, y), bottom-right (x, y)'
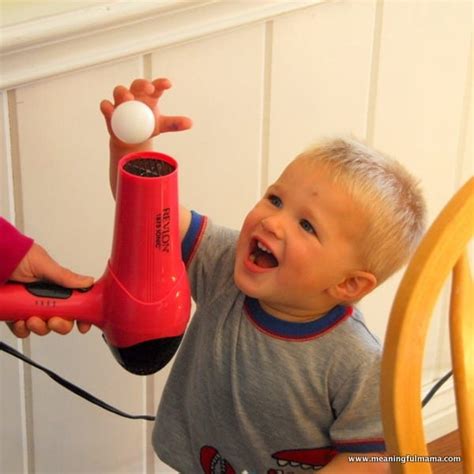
top-left (151, 78), bottom-right (172, 99)
top-left (113, 85), bottom-right (134, 106)
top-left (100, 100), bottom-right (114, 119)
top-left (159, 115), bottom-right (193, 133)
top-left (130, 79), bottom-right (154, 96)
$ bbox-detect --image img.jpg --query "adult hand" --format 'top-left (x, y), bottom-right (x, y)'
top-left (8, 243), bottom-right (94, 338)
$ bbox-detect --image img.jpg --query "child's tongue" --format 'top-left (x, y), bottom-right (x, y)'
top-left (254, 249), bottom-right (278, 268)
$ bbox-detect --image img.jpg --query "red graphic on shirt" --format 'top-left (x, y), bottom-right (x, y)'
top-left (268, 447), bottom-right (337, 472)
top-left (200, 445), bottom-right (337, 473)
top-left (200, 446), bottom-right (236, 474)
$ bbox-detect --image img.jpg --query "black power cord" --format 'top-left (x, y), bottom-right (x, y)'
top-left (0, 340), bottom-right (155, 421)
top-left (422, 370), bottom-right (453, 408)
top-left (1, 339), bottom-right (453, 419)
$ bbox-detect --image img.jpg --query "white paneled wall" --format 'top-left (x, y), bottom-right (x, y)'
top-left (0, 1), bottom-right (472, 472)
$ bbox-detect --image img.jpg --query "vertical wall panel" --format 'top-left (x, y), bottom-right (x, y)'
top-left (371, 0), bottom-right (471, 214)
top-left (0, 92), bottom-right (11, 217)
top-left (0, 91), bottom-right (26, 474)
top-left (149, 23), bottom-right (265, 473)
top-left (12, 58), bottom-right (149, 473)
top-left (436, 41), bottom-right (473, 394)
top-left (0, 335), bottom-right (27, 473)
top-left (0, 333), bottom-right (26, 473)
top-left (268, 1), bottom-right (377, 183)
top-left (368, 0), bottom-right (471, 387)
top-left (461, 79), bottom-right (472, 179)
top-left (458, 45), bottom-right (473, 183)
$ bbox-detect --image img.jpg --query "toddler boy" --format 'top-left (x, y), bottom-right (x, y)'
top-left (102, 79), bottom-right (425, 473)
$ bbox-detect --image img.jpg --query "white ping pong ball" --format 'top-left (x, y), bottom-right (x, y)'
top-left (111, 101), bottom-right (155, 144)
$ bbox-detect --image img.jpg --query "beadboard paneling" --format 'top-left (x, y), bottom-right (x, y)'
top-left (0, 90), bottom-right (28, 474)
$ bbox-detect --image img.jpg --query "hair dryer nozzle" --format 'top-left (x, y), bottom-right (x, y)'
top-left (108, 335), bottom-right (183, 375)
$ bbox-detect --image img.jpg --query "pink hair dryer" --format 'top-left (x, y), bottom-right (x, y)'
top-left (0, 151), bottom-right (191, 375)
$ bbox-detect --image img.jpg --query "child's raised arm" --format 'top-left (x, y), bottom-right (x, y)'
top-left (100, 78), bottom-right (193, 240)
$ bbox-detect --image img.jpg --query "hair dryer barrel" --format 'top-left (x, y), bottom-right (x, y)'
top-left (110, 152), bottom-right (183, 301)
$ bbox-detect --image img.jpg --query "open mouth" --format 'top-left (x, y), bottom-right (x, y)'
top-left (249, 239), bottom-right (279, 268)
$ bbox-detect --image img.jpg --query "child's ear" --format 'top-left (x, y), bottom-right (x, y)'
top-left (328, 271), bottom-right (377, 302)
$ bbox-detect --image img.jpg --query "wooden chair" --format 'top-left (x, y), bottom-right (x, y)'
top-left (380, 177), bottom-right (473, 474)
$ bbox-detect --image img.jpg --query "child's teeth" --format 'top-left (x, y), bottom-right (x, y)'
top-left (257, 241), bottom-right (271, 253)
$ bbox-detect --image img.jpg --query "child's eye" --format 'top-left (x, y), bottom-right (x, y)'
top-left (268, 194), bottom-right (282, 208)
top-left (300, 219), bottom-right (316, 235)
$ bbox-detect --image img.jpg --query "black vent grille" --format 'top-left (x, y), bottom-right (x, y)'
top-left (124, 158), bottom-right (174, 178)
top-left (108, 336), bottom-right (183, 375)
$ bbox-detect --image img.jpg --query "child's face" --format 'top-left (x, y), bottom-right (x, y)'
top-left (234, 158), bottom-right (367, 321)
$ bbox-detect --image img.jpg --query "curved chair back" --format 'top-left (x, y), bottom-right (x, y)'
top-left (381, 177), bottom-right (473, 474)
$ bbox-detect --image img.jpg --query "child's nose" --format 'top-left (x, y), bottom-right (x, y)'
top-left (261, 215), bottom-right (284, 239)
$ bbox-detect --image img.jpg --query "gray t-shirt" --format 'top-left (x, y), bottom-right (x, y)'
top-left (153, 212), bottom-right (385, 473)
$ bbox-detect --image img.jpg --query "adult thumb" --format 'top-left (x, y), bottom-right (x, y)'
top-left (40, 257), bottom-right (94, 289)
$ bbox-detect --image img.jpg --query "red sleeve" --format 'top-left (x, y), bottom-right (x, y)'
top-left (0, 217), bottom-right (34, 284)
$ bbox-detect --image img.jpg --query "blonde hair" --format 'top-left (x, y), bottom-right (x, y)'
top-left (297, 137), bottom-right (426, 284)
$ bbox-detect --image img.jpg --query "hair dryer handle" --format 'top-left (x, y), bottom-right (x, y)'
top-left (0, 281), bottom-right (103, 327)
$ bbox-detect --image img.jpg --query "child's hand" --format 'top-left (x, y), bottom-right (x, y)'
top-left (100, 78), bottom-right (192, 146)
top-left (8, 243), bottom-right (94, 338)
